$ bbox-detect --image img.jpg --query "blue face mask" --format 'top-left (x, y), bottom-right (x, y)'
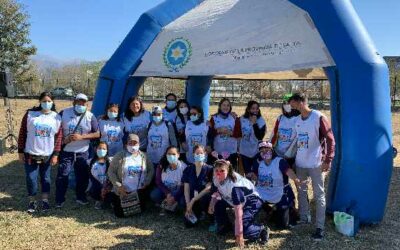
top-left (74, 105), bottom-right (87, 114)
top-left (166, 100), bottom-right (176, 109)
top-left (153, 115), bottom-right (162, 123)
top-left (108, 111), bottom-right (118, 119)
top-left (194, 153), bottom-right (206, 162)
top-left (41, 101), bottom-right (53, 111)
top-left (167, 154), bottom-right (179, 164)
top-left (96, 149), bottom-right (107, 158)
top-left (190, 114), bottom-right (199, 122)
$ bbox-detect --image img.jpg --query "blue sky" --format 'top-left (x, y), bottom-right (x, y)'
top-left (20, 0), bottom-right (400, 61)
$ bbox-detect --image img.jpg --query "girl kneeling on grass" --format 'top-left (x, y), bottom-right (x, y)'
top-left (150, 146), bottom-right (187, 215)
top-left (88, 141), bottom-right (112, 210)
top-left (195, 159), bottom-right (269, 248)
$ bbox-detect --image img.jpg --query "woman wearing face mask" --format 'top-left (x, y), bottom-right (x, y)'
top-left (209, 98), bottom-right (241, 169)
top-left (146, 106), bottom-right (178, 167)
top-left (184, 106), bottom-right (212, 164)
top-left (107, 134), bottom-right (154, 217)
top-left (249, 141), bottom-right (301, 229)
top-left (98, 103), bottom-right (124, 158)
top-left (175, 99), bottom-right (190, 162)
top-left (88, 141), bottom-right (112, 210)
top-left (150, 146), bottom-right (187, 214)
top-left (196, 159), bottom-right (269, 248)
top-left (183, 145), bottom-right (213, 227)
top-left (162, 93), bottom-right (178, 122)
top-left (269, 94), bottom-right (300, 167)
top-left (239, 100), bottom-right (266, 175)
top-left (123, 96), bottom-right (151, 152)
top-left (18, 92), bottom-right (62, 213)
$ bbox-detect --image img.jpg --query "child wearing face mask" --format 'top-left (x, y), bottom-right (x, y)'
top-left (146, 106), bottom-right (179, 167)
top-left (88, 141), bottom-right (112, 209)
top-left (98, 103), bottom-right (124, 158)
top-left (150, 146), bottom-right (187, 215)
top-left (249, 141), bottom-right (301, 229)
top-left (107, 134), bottom-right (154, 217)
top-left (269, 94), bottom-right (301, 168)
top-left (163, 93), bottom-right (178, 122)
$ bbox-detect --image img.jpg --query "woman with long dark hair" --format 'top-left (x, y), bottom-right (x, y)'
top-left (239, 100), bottom-right (266, 174)
top-left (175, 99), bottom-right (190, 161)
top-left (209, 98), bottom-right (241, 168)
top-left (123, 96), bottom-right (151, 152)
top-left (17, 92), bottom-right (62, 213)
top-left (98, 103), bottom-right (124, 158)
top-left (183, 106), bottom-right (212, 164)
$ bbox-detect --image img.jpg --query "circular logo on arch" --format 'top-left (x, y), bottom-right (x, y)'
top-left (163, 38), bottom-right (192, 72)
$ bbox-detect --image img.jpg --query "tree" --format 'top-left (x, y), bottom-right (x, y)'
top-left (0, 0), bottom-right (36, 79)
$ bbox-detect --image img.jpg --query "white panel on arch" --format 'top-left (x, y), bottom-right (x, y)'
top-left (134, 0), bottom-right (335, 77)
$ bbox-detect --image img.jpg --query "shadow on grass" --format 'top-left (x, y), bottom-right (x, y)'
top-left (1, 158), bottom-right (399, 249)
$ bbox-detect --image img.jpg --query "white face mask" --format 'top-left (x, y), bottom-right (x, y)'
top-left (179, 107), bottom-right (189, 115)
top-left (127, 145), bottom-right (140, 153)
top-left (283, 104), bottom-right (292, 113)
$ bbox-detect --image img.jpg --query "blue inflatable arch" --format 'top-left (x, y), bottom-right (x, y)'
top-left (92, 0), bottom-right (393, 224)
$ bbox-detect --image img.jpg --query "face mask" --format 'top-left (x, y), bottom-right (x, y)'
top-left (74, 105), bottom-right (87, 114)
top-left (283, 104), bottom-right (292, 113)
top-left (194, 154), bottom-right (206, 162)
top-left (127, 145), bottom-right (140, 153)
top-left (166, 100), bottom-right (176, 109)
top-left (41, 101), bottom-right (53, 111)
top-left (108, 111), bottom-right (118, 119)
top-left (261, 150), bottom-right (273, 160)
top-left (190, 114), bottom-right (199, 122)
top-left (96, 149), bottom-right (107, 158)
top-left (167, 155), bottom-right (179, 164)
top-left (179, 107), bottom-right (189, 115)
top-left (153, 116), bottom-right (162, 123)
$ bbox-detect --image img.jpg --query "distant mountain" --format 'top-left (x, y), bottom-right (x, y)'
top-left (31, 54), bottom-right (92, 71)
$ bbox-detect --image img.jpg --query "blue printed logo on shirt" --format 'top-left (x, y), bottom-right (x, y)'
top-left (34, 123), bottom-right (52, 138)
top-left (298, 133), bottom-right (309, 150)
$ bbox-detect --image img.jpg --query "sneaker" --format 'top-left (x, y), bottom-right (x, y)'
top-left (259, 227), bottom-right (270, 245)
top-left (27, 201), bottom-right (38, 213)
top-left (76, 198), bottom-right (89, 205)
top-left (41, 200), bottom-right (50, 212)
top-left (55, 202), bottom-right (64, 208)
top-left (311, 228), bottom-right (324, 241)
top-left (94, 201), bottom-right (102, 210)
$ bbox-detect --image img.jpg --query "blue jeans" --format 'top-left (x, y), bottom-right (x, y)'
top-left (55, 151), bottom-right (89, 203)
top-left (24, 159), bottom-right (51, 197)
top-left (150, 187), bottom-right (185, 209)
top-left (88, 175), bottom-right (103, 201)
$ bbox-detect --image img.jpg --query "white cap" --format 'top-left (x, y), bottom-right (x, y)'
top-left (152, 106), bottom-right (163, 114)
top-left (75, 93), bottom-right (88, 101)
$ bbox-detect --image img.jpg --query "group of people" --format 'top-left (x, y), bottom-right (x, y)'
top-left (17, 91), bottom-right (335, 247)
